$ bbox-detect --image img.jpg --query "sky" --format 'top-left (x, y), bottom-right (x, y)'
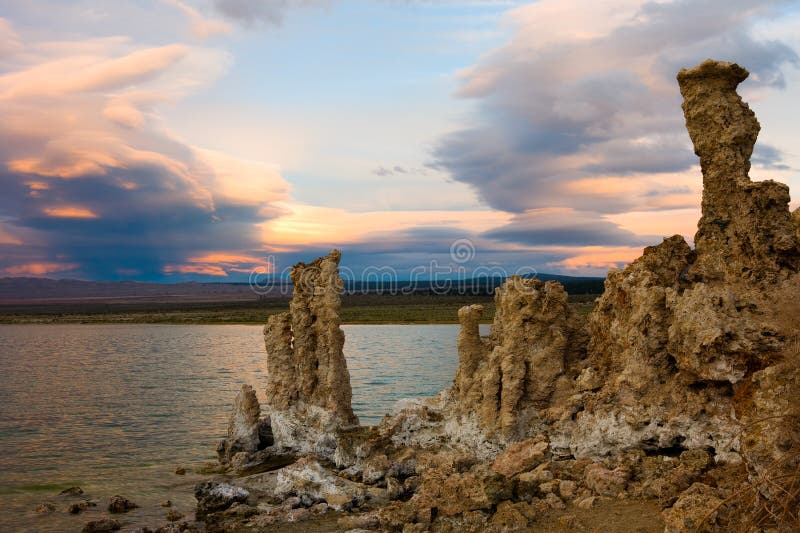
top-left (0, 0), bottom-right (799, 282)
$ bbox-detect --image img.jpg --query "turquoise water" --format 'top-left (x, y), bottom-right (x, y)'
top-left (0, 324), bottom-right (474, 532)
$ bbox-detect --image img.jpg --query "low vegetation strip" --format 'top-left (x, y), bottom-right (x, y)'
top-left (0, 294), bottom-right (598, 325)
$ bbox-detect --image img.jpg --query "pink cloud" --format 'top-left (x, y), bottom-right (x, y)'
top-left (166, 0), bottom-right (233, 39)
top-left (0, 17), bottom-right (21, 58)
top-left (0, 17), bottom-right (286, 216)
top-left (163, 264), bottom-right (228, 276)
top-left (43, 206), bottom-right (99, 219)
top-left (187, 252), bottom-right (264, 264)
top-left (0, 225), bottom-right (22, 245)
top-left (0, 16), bottom-right (292, 280)
top-left (0, 44), bottom-right (190, 99)
top-left (260, 203), bottom-right (513, 251)
top-left (163, 252), bottom-right (273, 278)
top-left (547, 246), bottom-right (644, 272)
top-left (2, 262), bottom-right (79, 276)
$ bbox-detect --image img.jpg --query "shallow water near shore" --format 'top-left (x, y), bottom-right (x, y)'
top-left (0, 324), bottom-right (482, 532)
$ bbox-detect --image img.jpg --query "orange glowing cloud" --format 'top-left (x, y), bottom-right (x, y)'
top-left (23, 180), bottom-right (50, 197)
top-left (0, 17), bottom-right (293, 283)
top-left (2, 262), bottom-right (79, 276)
top-left (563, 172), bottom-right (702, 211)
top-left (261, 203), bottom-right (513, 250)
top-left (188, 253), bottom-right (264, 264)
top-left (0, 44), bottom-right (190, 99)
top-left (0, 24), bottom-right (244, 218)
top-left (102, 91), bottom-right (166, 129)
top-left (607, 208), bottom-right (701, 244)
top-left (0, 226), bottom-right (22, 245)
top-left (164, 252), bottom-right (271, 278)
top-left (9, 151), bottom-right (119, 178)
top-left (0, 17), bottom-right (21, 57)
top-left (163, 264), bottom-right (228, 276)
top-left (194, 148), bottom-right (289, 207)
top-left (42, 206), bottom-right (99, 219)
top-left (548, 246), bottom-right (644, 271)
top-left (24, 181), bottom-right (48, 190)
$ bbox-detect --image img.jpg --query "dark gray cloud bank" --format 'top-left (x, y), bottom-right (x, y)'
top-left (213, 0), bottom-right (332, 26)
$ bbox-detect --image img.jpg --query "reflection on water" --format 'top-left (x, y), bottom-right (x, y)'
top-left (0, 324), bottom-right (477, 532)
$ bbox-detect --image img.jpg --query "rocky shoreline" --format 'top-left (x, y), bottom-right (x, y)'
top-left (52, 58), bottom-right (798, 533)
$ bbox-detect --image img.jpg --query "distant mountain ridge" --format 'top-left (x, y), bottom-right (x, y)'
top-left (0, 273), bottom-right (605, 304)
top-left (0, 277), bottom-right (260, 303)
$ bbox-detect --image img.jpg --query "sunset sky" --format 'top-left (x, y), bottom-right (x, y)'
top-left (1, 0), bottom-right (799, 281)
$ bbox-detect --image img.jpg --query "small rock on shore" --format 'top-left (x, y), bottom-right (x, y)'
top-left (82, 518), bottom-right (121, 532)
top-left (108, 495), bottom-right (138, 513)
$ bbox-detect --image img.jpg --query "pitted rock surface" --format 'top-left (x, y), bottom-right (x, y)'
top-left (217, 384), bottom-right (262, 463)
top-left (678, 59), bottom-right (800, 285)
top-left (453, 278), bottom-right (580, 439)
top-left (263, 249), bottom-right (357, 426)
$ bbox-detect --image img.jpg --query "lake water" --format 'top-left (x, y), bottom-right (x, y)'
top-left (0, 324), bottom-right (482, 532)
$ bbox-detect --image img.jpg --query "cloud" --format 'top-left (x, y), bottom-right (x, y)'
top-left (42, 206), bottom-right (100, 219)
top-left (0, 17), bottom-right (22, 59)
top-left (1, 262), bottom-right (79, 276)
top-left (166, 0), bottom-right (233, 39)
top-left (163, 264), bottom-right (229, 276)
top-left (752, 142), bottom-right (793, 171)
top-left (433, 0), bottom-right (799, 217)
top-left (259, 202), bottom-right (512, 250)
top-left (213, 0), bottom-right (331, 27)
top-left (483, 208), bottom-right (657, 247)
top-left (0, 224), bottom-right (23, 245)
top-left (102, 91), bottom-right (166, 129)
top-left (372, 165), bottom-right (429, 177)
top-left (0, 44), bottom-right (191, 99)
top-left (4, 1), bottom-right (795, 281)
top-left (163, 251), bottom-right (271, 278)
top-left (547, 246), bottom-right (644, 272)
top-left (193, 148), bottom-right (289, 206)
top-left (212, 0), bottom-right (527, 27)
top-left (0, 18), bottom-right (290, 280)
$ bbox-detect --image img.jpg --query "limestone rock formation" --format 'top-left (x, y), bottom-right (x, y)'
top-left (569, 235), bottom-right (741, 460)
top-left (274, 457), bottom-right (366, 511)
top-left (666, 283), bottom-right (780, 383)
top-left (661, 483), bottom-right (724, 533)
top-left (212, 250), bottom-right (358, 471)
top-left (453, 277), bottom-right (581, 440)
top-left (194, 481), bottom-right (250, 518)
top-left (564, 61), bottom-right (798, 467)
top-left (195, 59), bottom-right (800, 532)
top-left (264, 249), bottom-right (356, 424)
top-left (378, 458), bottom-right (515, 528)
top-left (217, 384), bottom-right (264, 463)
top-left (262, 249), bottom-right (358, 457)
top-left (587, 234), bottom-right (691, 389)
top-left (490, 436), bottom-right (549, 477)
top-left (677, 59), bottom-right (800, 284)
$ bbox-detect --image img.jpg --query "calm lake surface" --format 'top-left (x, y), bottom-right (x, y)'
top-left (0, 324), bottom-right (483, 532)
